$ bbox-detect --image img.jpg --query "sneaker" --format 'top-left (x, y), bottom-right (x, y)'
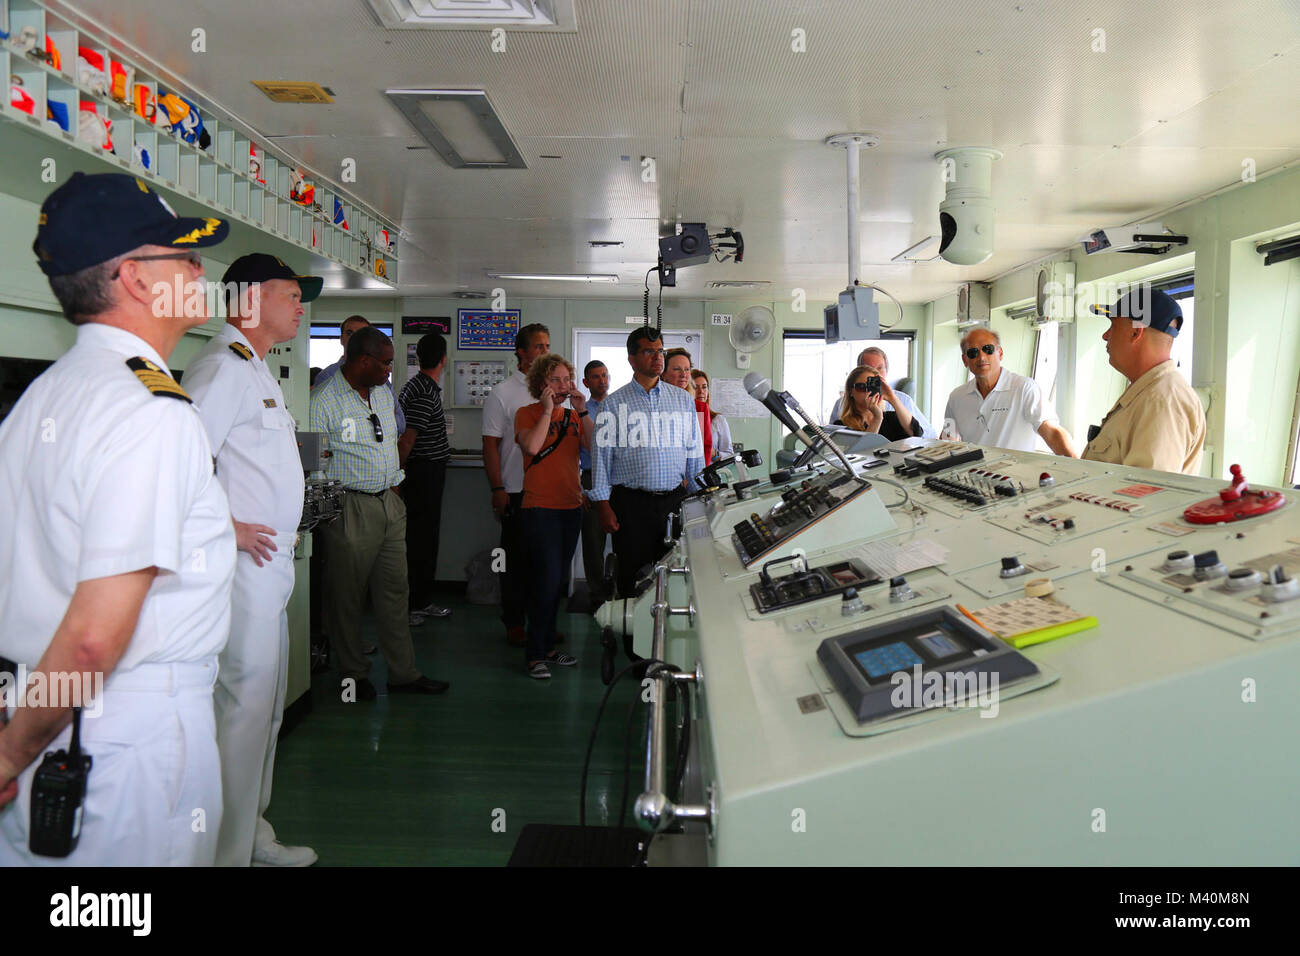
top-left (506, 626), bottom-right (527, 647)
top-left (417, 603), bottom-right (452, 618)
top-left (546, 651), bottom-right (578, 667)
top-left (528, 662), bottom-right (552, 679)
top-left (252, 841), bottom-right (318, 867)
top-left (408, 611), bottom-right (428, 627)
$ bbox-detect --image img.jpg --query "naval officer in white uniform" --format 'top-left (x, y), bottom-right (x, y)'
top-left (184, 253), bottom-right (320, 867)
top-left (0, 172), bottom-right (235, 865)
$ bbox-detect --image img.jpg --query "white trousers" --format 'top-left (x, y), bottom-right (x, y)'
top-left (0, 659), bottom-right (222, 866)
top-left (213, 539), bottom-right (296, 866)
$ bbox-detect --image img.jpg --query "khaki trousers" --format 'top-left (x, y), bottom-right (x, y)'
top-left (321, 490), bottom-right (420, 686)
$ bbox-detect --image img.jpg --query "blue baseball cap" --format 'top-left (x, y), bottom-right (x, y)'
top-left (34, 172), bottom-right (229, 276)
top-left (1091, 289), bottom-right (1183, 338)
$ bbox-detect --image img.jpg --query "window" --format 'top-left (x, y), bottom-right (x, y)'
top-left (571, 328), bottom-right (703, 396)
top-left (782, 332), bottom-right (914, 427)
top-left (1031, 322), bottom-right (1060, 404)
top-left (309, 323), bottom-right (395, 372)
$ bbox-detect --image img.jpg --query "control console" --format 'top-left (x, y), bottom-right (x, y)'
top-left (731, 471), bottom-right (874, 567)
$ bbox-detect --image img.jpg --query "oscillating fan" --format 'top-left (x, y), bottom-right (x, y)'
top-left (729, 306), bottom-right (775, 368)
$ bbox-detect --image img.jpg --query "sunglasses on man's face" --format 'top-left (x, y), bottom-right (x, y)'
top-left (965, 343), bottom-right (997, 360)
top-left (368, 413), bottom-right (384, 442)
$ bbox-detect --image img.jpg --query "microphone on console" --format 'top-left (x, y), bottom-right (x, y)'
top-left (743, 372), bottom-right (816, 448)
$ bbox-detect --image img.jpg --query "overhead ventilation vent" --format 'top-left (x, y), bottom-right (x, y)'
top-left (252, 81), bottom-right (335, 104)
top-left (386, 89), bottom-right (526, 169)
top-left (706, 280), bottom-right (770, 290)
top-left (365, 0), bottom-right (576, 31)
top-left (453, 290), bottom-right (488, 299)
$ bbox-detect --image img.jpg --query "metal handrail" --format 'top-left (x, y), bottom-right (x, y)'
top-left (633, 562), bottom-right (710, 835)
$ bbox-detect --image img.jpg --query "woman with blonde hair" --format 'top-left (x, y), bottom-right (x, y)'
top-left (691, 369), bottom-right (732, 462)
top-left (513, 353), bottom-right (593, 679)
top-left (833, 365), bottom-right (886, 434)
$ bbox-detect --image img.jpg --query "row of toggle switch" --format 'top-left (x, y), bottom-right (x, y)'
top-left (1161, 549), bottom-right (1299, 602)
top-left (1069, 492), bottom-right (1143, 514)
top-left (924, 473), bottom-right (1018, 506)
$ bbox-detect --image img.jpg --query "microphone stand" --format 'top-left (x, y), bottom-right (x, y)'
top-left (784, 393), bottom-right (864, 483)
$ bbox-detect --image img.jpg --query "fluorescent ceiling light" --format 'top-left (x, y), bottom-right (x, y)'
top-left (892, 236), bottom-right (943, 263)
top-left (386, 89), bottom-right (526, 169)
top-left (706, 280), bottom-right (770, 289)
top-left (488, 272), bottom-right (619, 283)
top-left (366, 0), bottom-right (576, 31)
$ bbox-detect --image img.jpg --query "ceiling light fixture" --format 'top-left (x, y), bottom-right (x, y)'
top-left (891, 236), bottom-right (943, 262)
top-left (386, 89), bottom-right (527, 169)
top-left (365, 0), bottom-right (576, 31)
top-left (488, 272), bottom-right (619, 283)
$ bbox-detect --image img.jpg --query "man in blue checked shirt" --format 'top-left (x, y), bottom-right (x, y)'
top-left (309, 326), bottom-right (449, 702)
top-left (591, 327), bottom-right (704, 597)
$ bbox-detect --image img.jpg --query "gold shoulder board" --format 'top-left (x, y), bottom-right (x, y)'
top-left (228, 342), bottom-right (254, 360)
top-left (125, 357), bottom-right (192, 403)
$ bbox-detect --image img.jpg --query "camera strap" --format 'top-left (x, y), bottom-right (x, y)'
top-left (525, 409), bottom-right (572, 470)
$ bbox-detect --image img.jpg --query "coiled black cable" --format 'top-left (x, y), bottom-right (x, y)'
top-left (579, 657), bottom-right (662, 865)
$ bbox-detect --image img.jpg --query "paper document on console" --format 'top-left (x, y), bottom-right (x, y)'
top-left (850, 538), bottom-right (949, 579)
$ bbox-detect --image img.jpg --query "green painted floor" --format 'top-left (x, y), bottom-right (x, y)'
top-left (267, 595), bottom-right (647, 865)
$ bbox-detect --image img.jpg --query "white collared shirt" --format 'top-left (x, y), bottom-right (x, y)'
top-left (185, 324), bottom-right (305, 534)
top-left (0, 323), bottom-right (236, 670)
top-left (944, 369), bottom-right (1057, 452)
top-left (481, 369), bottom-right (533, 494)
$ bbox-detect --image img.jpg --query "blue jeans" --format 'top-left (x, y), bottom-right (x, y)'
top-left (521, 507), bottom-right (583, 663)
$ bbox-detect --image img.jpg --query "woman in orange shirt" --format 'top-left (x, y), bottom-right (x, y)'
top-left (514, 354), bottom-right (594, 679)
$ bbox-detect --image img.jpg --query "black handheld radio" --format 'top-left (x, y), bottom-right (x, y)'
top-left (30, 707), bottom-right (92, 858)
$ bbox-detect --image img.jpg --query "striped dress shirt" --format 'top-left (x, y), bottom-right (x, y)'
top-left (309, 369), bottom-right (403, 492)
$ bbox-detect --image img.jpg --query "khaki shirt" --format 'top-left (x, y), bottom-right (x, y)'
top-left (1082, 360), bottom-right (1205, 475)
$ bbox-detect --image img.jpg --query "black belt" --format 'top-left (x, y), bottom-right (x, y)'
top-left (614, 484), bottom-right (681, 498)
top-left (345, 488), bottom-right (387, 498)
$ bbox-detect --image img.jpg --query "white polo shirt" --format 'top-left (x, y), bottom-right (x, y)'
top-left (943, 369), bottom-right (1056, 452)
top-left (184, 323), bottom-right (305, 535)
top-left (0, 323), bottom-right (236, 671)
top-left (481, 369), bottom-right (533, 494)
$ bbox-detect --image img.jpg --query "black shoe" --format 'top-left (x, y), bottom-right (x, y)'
top-left (387, 675), bottom-right (450, 695)
top-left (342, 677), bottom-right (377, 701)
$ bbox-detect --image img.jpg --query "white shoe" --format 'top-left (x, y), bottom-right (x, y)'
top-left (252, 840), bottom-right (319, 867)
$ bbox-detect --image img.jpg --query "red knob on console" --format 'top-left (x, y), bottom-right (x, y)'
top-left (1219, 464), bottom-right (1247, 503)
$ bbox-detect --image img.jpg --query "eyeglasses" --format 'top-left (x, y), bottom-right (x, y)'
top-left (637, 348), bottom-right (666, 358)
top-left (965, 344), bottom-right (997, 359)
top-left (368, 414), bottom-right (384, 442)
top-left (112, 251), bottom-right (203, 279)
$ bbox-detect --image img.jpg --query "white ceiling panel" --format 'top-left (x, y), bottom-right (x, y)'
top-left (50, 0), bottom-right (1300, 302)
